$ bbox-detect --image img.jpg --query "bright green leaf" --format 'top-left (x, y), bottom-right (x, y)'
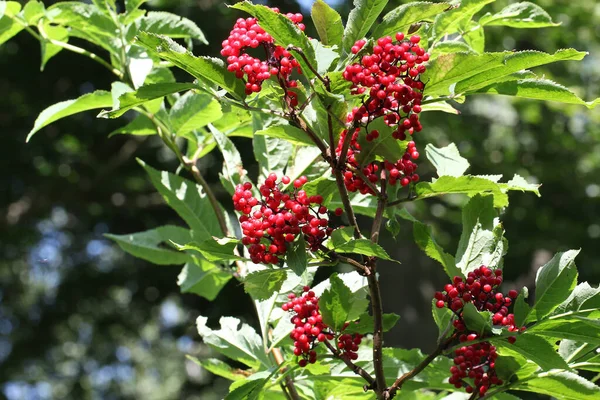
top-left (479, 2), bottom-right (560, 28)
top-left (462, 303), bottom-right (492, 336)
top-left (136, 11), bottom-right (207, 43)
top-left (39, 22), bottom-right (69, 71)
top-left (188, 357), bottom-right (245, 381)
top-left (109, 115), bottom-right (156, 137)
top-left (514, 286), bottom-right (531, 327)
top-left (254, 124), bottom-right (316, 147)
top-left (287, 237), bottom-right (307, 276)
top-left (320, 274), bottom-right (369, 331)
top-left (170, 91), bottom-right (222, 136)
top-left (513, 371), bottom-right (600, 399)
top-left (178, 258), bottom-right (232, 300)
top-left (0, 2), bottom-right (26, 45)
top-left (334, 239), bottom-right (395, 261)
top-left (208, 124), bottom-right (244, 195)
top-left (311, 0), bottom-right (343, 46)
top-left (343, 313), bottom-right (400, 335)
top-left (341, 0), bottom-right (389, 57)
top-left (243, 269), bottom-right (287, 301)
top-left (355, 117), bottom-right (409, 165)
top-left (432, 299), bottom-right (454, 340)
top-left (373, 2), bottom-right (450, 40)
top-left (431, 0), bottom-right (494, 41)
top-left (492, 334), bottom-right (569, 370)
top-left (528, 317), bottom-right (600, 345)
top-left (174, 238), bottom-right (243, 263)
top-left (23, 1), bottom-right (45, 25)
top-left (425, 143), bottom-right (470, 177)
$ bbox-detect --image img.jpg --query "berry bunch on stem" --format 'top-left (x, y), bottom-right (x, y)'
top-left (233, 175), bottom-right (333, 264)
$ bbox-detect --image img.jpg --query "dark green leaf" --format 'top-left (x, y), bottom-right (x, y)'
top-left (196, 316), bottom-right (269, 368)
top-left (109, 115), bottom-right (156, 137)
top-left (170, 91), bottom-right (222, 136)
top-left (26, 90), bottom-right (113, 142)
top-left (479, 2), bottom-right (560, 28)
top-left (231, 2), bottom-right (318, 80)
top-left (492, 334), bottom-right (569, 370)
top-left (174, 238), bottom-right (243, 263)
top-left (136, 11), bottom-right (207, 43)
top-left (254, 124), bottom-right (316, 147)
top-left (425, 143), bottom-right (470, 177)
top-left (126, 0), bottom-right (146, 14)
top-left (178, 258), bottom-right (232, 300)
top-left (136, 32), bottom-right (246, 99)
top-left (341, 0), bottom-right (389, 57)
top-left (334, 239), bottom-right (394, 261)
top-left (99, 82), bottom-right (197, 119)
top-left (105, 225), bottom-right (192, 265)
top-left (526, 250), bottom-right (579, 322)
top-left (311, 0), bottom-right (343, 46)
top-left (513, 371), bottom-right (600, 399)
top-left (462, 303), bottom-right (492, 336)
top-left (138, 159), bottom-right (224, 239)
top-left (287, 237), bottom-right (307, 276)
top-left (343, 313), bottom-right (400, 335)
top-left (320, 274), bottom-right (369, 331)
top-left (372, 2), bottom-right (450, 40)
top-left (243, 269), bottom-right (287, 301)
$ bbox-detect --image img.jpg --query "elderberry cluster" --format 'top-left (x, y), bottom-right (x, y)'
top-left (221, 9), bottom-right (304, 98)
top-left (233, 175), bottom-right (333, 265)
top-left (337, 33), bottom-right (428, 195)
top-left (434, 266), bottom-right (523, 398)
top-left (282, 286), bottom-right (333, 367)
top-left (337, 330), bottom-right (362, 361)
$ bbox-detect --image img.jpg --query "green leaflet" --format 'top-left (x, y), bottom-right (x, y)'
top-left (341, 0), bottom-right (389, 57)
top-left (311, 0), bottom-right (343, 46)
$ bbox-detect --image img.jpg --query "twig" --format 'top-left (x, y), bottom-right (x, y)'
top-left (347, 164), bottom-right (382, 198)
top-left (319, 245), bottom-right (370, 276)
top-left (387, 193), bottom-right (418, 207)
top-left (384, 333), bottom-right (458, 399)
top-left (287, 45), bottom-right (329, 87)
top-left (333, 168), bottom-right (363, 239)
top-left (323, 340), bottom-right (376, 391)
top-left (272, 348), bottom-right (301, 400)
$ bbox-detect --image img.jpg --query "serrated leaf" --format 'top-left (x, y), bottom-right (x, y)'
top-left (344, 313), bottom-right (400, 335)
top-left (311, 0), bottom-right (343, 46)
top-left (243, 269), bottom-right (287, 301)
top-left (26, 90), bottom-right (113, 142)
top-left (432, 299), bottom-right (454, 340)
top-left (500, 174), bottom-right (541, 197)
top-left (462, 303), bottom-right (492, 336)
top-left (479, 2), bottom-right (560, 28)
top-left (310, 38), bottom-right (338, 75)
top-left (109, 115), bottom-right (156, 137)
top-left (226, 371), bottom-right (271, 400)
top-left (461, 20), bottom-right (485, 53)
top-left (254, 124), bottom-right (316, 147)
top-left (105, 225), bottom-right (192, 265)
top-left (39, 22), bottom-right (69, 71)
top-left (23, 1), bottom-right (45, 25)
top-left (355, 117), bottom-right (409, 165)
top-left (196, 316), bottom-right (269, 368)
top-left (126, 0), bottom-right (146, 14)
top-left (492, 334), bottom-right (569, 370)
top-left (514, 286), bottom-right (531, 327)
top-left (397, 208), bottom-right (460, 279)
top-left (178, 258), bottom-right (232, 300)
top-left (99, 82), bottom-right (197, 119)
top-left (334, 239), bottom-right (394, 261)
top-left (420, 101), bottom-right (460, 114)
top-left (430, 41), bottom-right (476, 59)
top-left (526, 250), bottom-right (580, 322)
top-left (425, 143), bottom-right (470, 177)
top-left (287, 237), bottom-right (307, 276)
top-left (513, 371), bottom-right (600, 399)
top-left (431, 0), bottom-right (494, 41)
top-left (341, 0), bottom-right (389, 57)
top-left (208, 124), bottom-right (244, 195)
top-left (138, 159), bottom-right (224, 240)
top-left (554, 282), bottom-right (600, 315)
top-left (188, 357), bottom-right (245, 381)
top-left (170, 91), bottom-right (222, 136)
top-left (175, 238), bottom-right (243, 263)
top-left (415, 175), bottom-right (508, 207)
top-left (253, 121), bottom-right (293, 179)
top-left (320, 274), bottom-right (369, 331)
top-left (136, 32), bottom-right (246, 99)
top-left (373, 2), bottom-right (450, 40)
top-left (475, 78), bottom-right (600, 109)
top-left (528, 317), bottom-right (600, 345)
top-left (301, 177), bottom-right (338, 205)
top-left (231, 2), bottom-right (318, 81)
top-left (136, 11), bottom-right (207, 43)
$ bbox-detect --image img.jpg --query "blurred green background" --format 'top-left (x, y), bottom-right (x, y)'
top-left (1, 0), bottom-right (599, 398)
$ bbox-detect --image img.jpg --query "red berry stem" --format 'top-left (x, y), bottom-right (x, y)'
top-left (323, 339), bottom-right (377, 391)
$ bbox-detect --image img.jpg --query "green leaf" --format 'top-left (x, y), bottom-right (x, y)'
top-left (432, 299), bottom-right (454, 340)
top-left (526, 250), bottom-right (580, 322)
top-left (396, 208), bottom-right (461, 279)
top-left (431, 0), bottom-right (494, 41)
top-left (425, 143), bottom-right (470, 177)
top-left (169, 91), bottom-right (222, 136)
top-left (226, 372), bottom-right (272, 400)
top-left (109, 115), bottom-right (156, 137)
top-left (310, 38), bottom-right (339, 75)
top-left (254, 124), bottom-right (316, 147)
top-left (513, 371), bottom-right (600, 399)
top-left (26, 90), bottom-right (113, 142)
top-left (230, 2), bottom-right (318, 81)
top-left (528, 317), bottom-right (600, 345)
top-left (39, 22), bottom-right (69, 71)
top-left (188, 357), bottom-right (245, 381)
top-left (126, 0), bottom-right (146, 14)
top-left (135, 32), bottom-right (246, 99)
top-left (320, 274), bottom-right (369, 331)
top-left (492, 334), bottom-right (569, 370)
top-left (372, 2), bottom-right (450, 40)
top-left (311, 0), bottom-right (343, 46)
top-left (455, 194), bottom-right (506, 275)
top-left (253, 121), bottom-right (293, 179)
top-left (208, 124), bottom-right (244, 195)
top-left (479, 2), bottom-right (560, 28)
top-left (461, 20), bottom-right (485, 53)
top-left (333, 238), bottom-right (395, 261)
top-left (175, 238), bottom-right (243, 263)
top-left (415, 175), bottom-right (508, 207)
top-left (287, 237), bottom-right (307, 276)
top-left (423, 49), bottom-right (587, 97)
top-left (138, 159), bottom-right (224, 240)
top-left (136, 11), bottom-right (207, 43)
top-left (430, 41), bottom-right (476, 59)
top-left (343, 313), bottom-right (400, 335)
top-left (99, 82), bottom-right (198, 119)
top-left (178, 258), bottom-right (232, 300)
top-left (23, 0), bottom-right (45, 25)
top-left (341, 0), bottom-right (389, 57)
top-left (462, 303), bottom-right (491, 336)
top-left (355, 117), bottom-right (409, 165)
top-left (0, 2), bottom-right (24, 46)
top-left (243, 269), bottom-right (287, 301)
top-left (301, 177), bottom-right (338, 205)
top-left (105, 225), bottom-right (192, 265)
top-left (475, 78), bottom-right (600, 109)
top-left (420, 101), bottom-right (460, 114)
top-left (500, 174), bottom-right (541, 197)
top-left (196, 316), bottom-right (270, 368)
top-left (514, 286), bottom-right (531, 327)
top-left (554, 282), bottom-right (600, 315)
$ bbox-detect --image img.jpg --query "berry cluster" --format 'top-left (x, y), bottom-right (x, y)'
top-left (233, 175), bottom-right (333, 264)
top-left (434, 266), bottom-right (520, 335)
top-left (450, 340), bottom-right (502, 396)
top-left (337, 331), bottom-right (362, 361)
top-left (336, 34), bottom-right (428, 195)
top-left (434, 266), bottom-right (523, 398)
top-left (282, 286), bottom-right (333, 367)
top-left (221, 9), bottom-right (304, 96)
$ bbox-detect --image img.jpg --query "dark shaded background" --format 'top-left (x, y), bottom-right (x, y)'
top-left (1, 0), bottom-right (599, 398)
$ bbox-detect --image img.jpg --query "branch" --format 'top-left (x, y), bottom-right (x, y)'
top-left (384, 333), bottom-right (458, 399)
top-left (387, 193), bottom-right (418, 207)
top-left (287, 45), bottom-right (329, 87)
top-left (272, 348), bottom-right (301, 400)
top-left (319, 245), bottom-right (370, 276)
top-left (333, 168), bottom-right (363, 239)
top-left (324, 340), bottom-right (376, 391)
